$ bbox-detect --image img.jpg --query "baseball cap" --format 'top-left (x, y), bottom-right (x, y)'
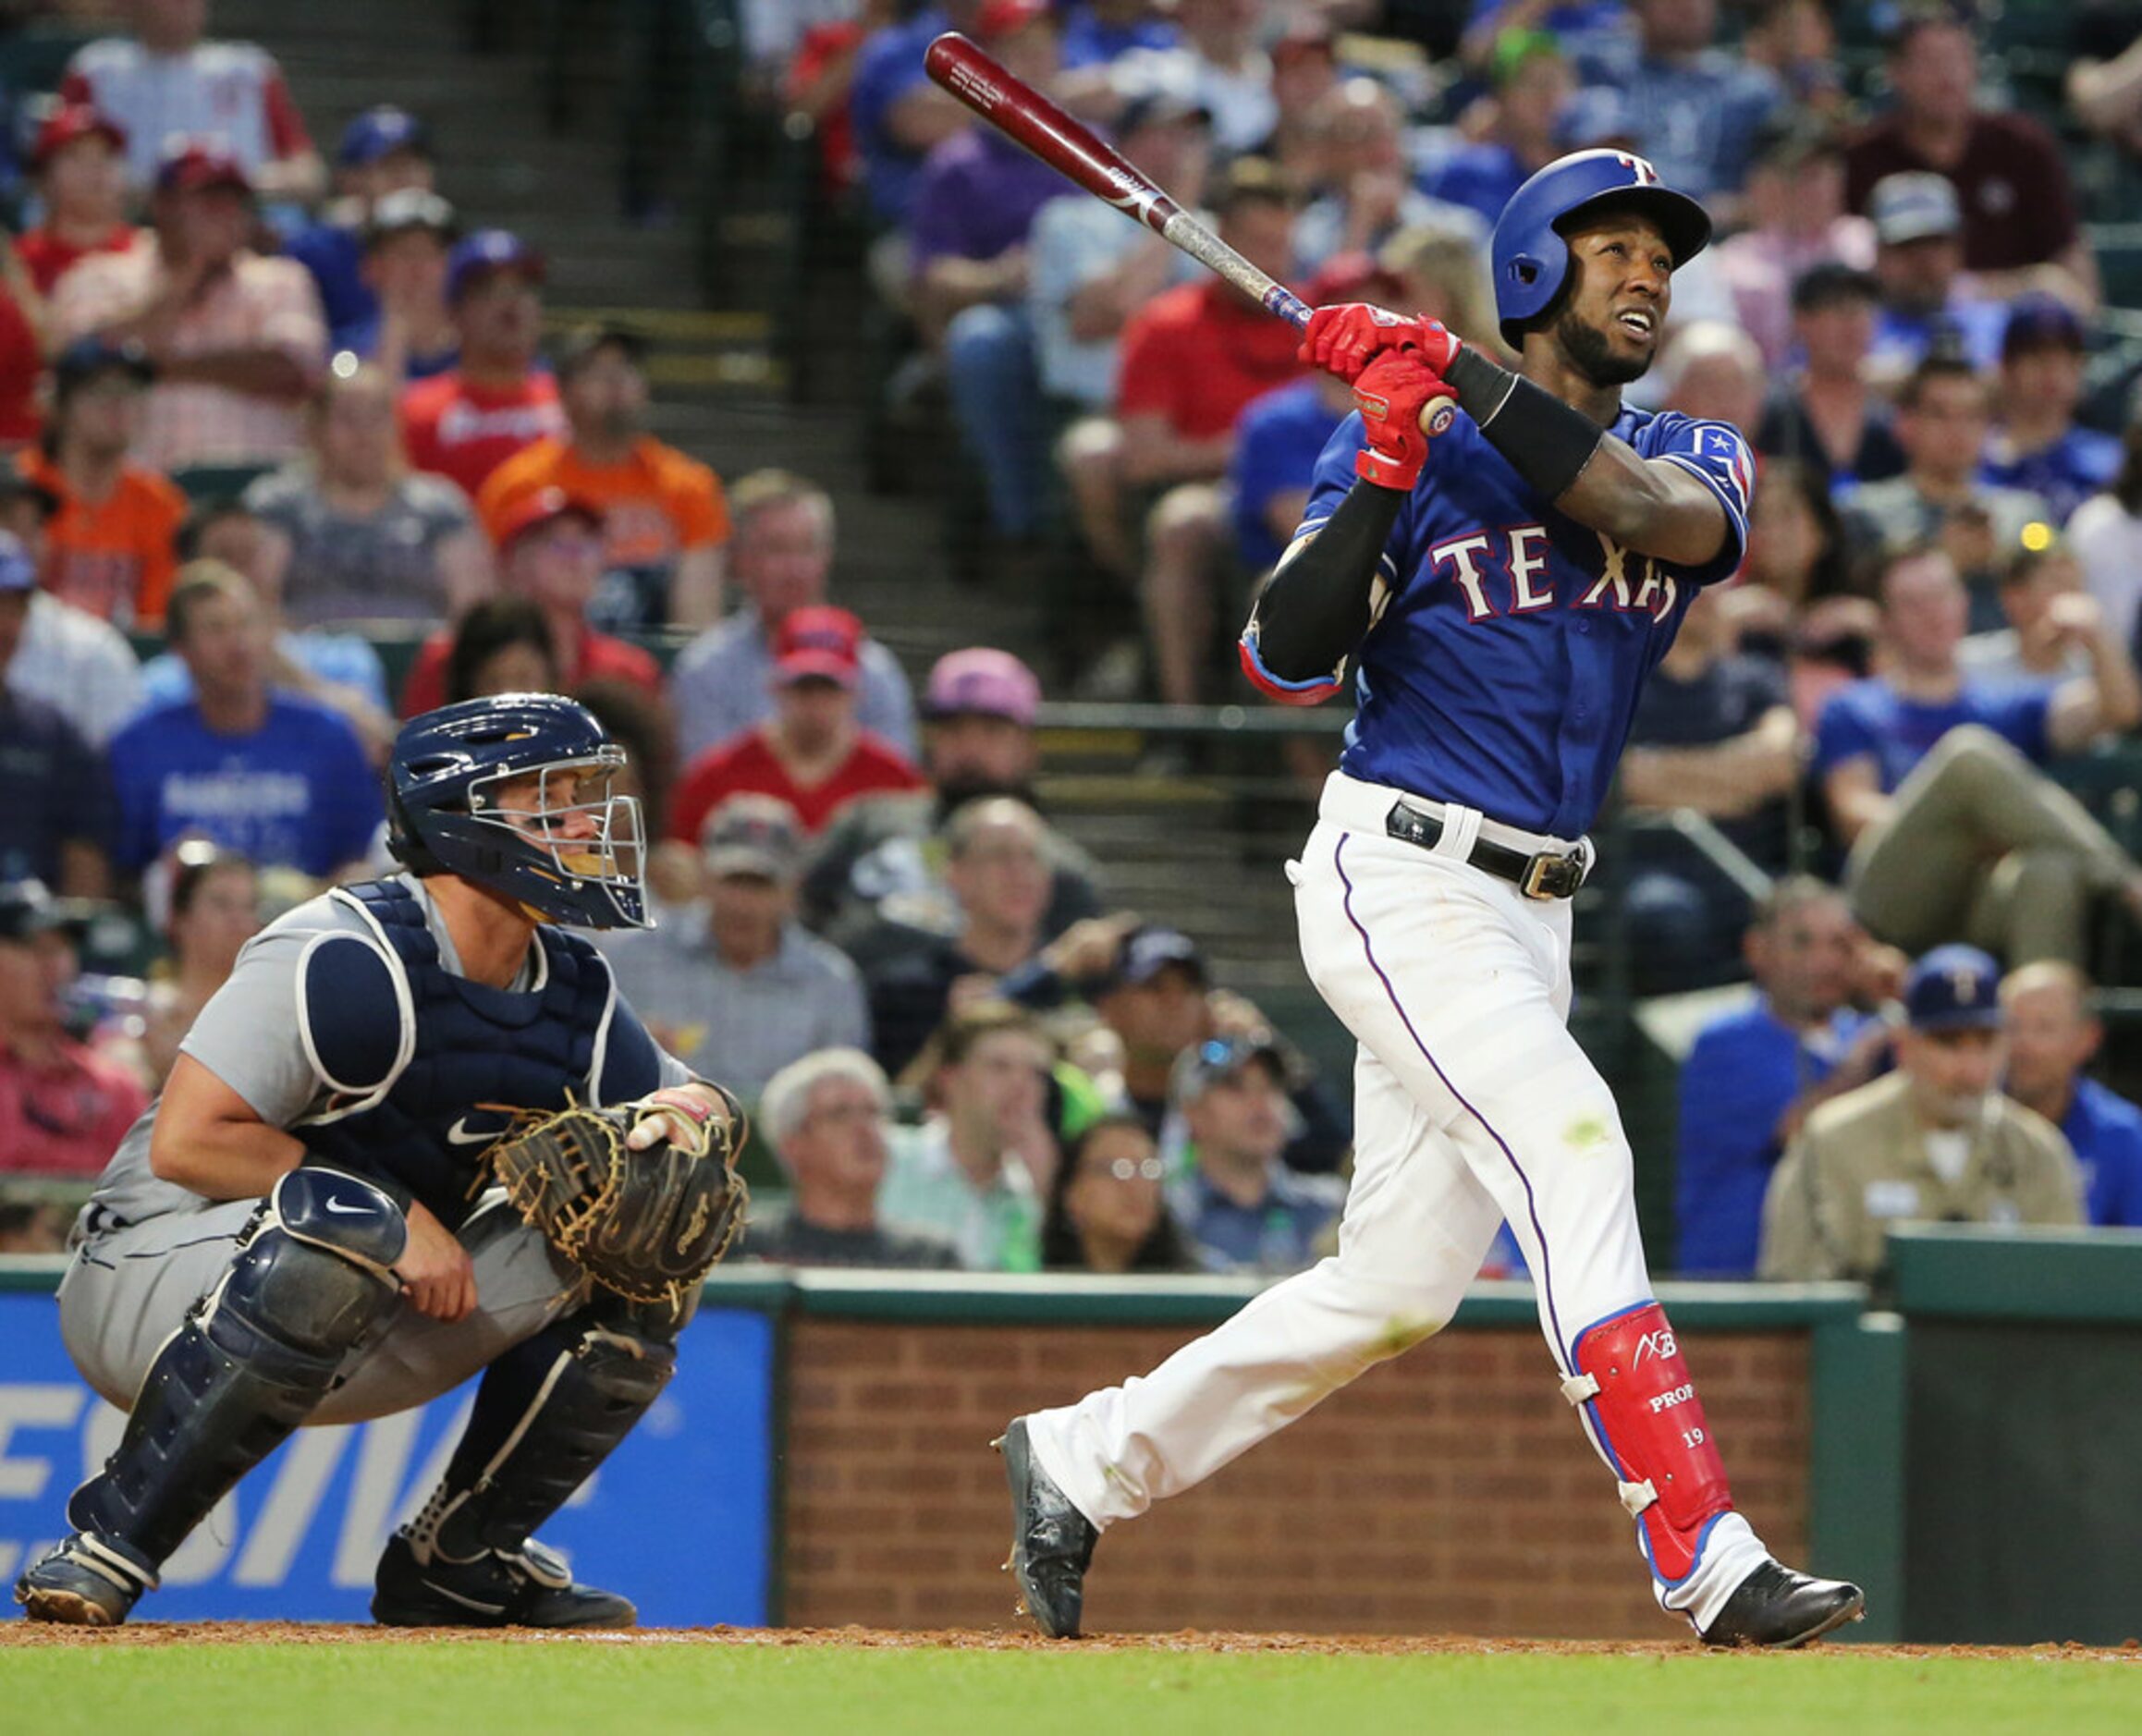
top-left (494, 485), bottom-right (603, 552)
top-left (1116, 88), bottom-right (1212, 140)
top-left (156, 138), bottom-right (251, 196)
top-left (365, 187), bottom-right (458, 246)
top-left (447, 228), bottom-right (545, 304)
top-left (699, 794), bottom-right (804, 882)
top-left (53, 336), bottom-right (154, 399)
top-left (32, 103), bottom-right (125, 169)
top-left (337, 104), bottom-right (428, 168)
top-left (1169, 1033), bottom-right (1285, 1106)
top-left (773, 605), bottom-right (864, 689)
top-left (1869, 172), bottom-right (1960, 246)
top-left (974, 0), bottom-right (1050, 40)
top-left (553, 322), bottom-right (651, 379)
top-left (924, 647), bottom-right (1041, 726)
top-left (1100, 923), bottom-right (1206, 994)
top-left (2001, 292), bottom-right (2087, 361)
top-left (1750, 112), bottom-right (1842, 174)
top-left (0, 528), bottom-right (35, 594)
top-left (1791, 260), bottom-right (1881, 314)
top-left (1904, 944), bottom-right (2003, 1032)
top-left (0, 879), bottom-right (92, 944)
top-left (0, 470), bottom-right (59, 523)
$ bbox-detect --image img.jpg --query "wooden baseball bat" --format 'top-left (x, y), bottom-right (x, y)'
top-left (922, 31), bottom-right (1455, 434)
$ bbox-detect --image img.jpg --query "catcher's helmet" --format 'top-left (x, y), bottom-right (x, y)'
top-left (1489, 149), bottom-right (1712, 348)
top-left (386, 693), bottom-right (649, 929)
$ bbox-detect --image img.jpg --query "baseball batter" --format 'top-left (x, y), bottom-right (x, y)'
top-left (16, 694), bottom-right (738, 1629)
top-left (999, 151), bottom-right (1864, 1646)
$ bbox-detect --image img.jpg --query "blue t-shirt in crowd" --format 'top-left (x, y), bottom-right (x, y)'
top-left (1980, 427), bottom-right (2121, 528)
top-left (2062, 1075), bottom-right (2142, 1228)
top-left (107, 694), bottom-right (384, 877)
top-left (0, 691), bottom-right (115, 884)
top-left (1230, 378), bottom-right (1349, 572)
top-left (1573, 43), bottom-right (1781, 203)
top-left (1059, 6), bottom-right (1175, 67)
top-left (282, 217), bottom-right (375, 351)
top-left (1423, 141), bottom-right (1530, 229)
top-left (1676, 994), bottom-right (1874, 1277)
top-left (1811, 678), bottom-right (2052, 792)
top-left (850, 6), bottom-right (949, 226)
top-left (1171, 1164), bottom-right (1346, 1276)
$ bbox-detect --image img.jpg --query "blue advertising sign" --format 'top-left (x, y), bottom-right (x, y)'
top-left (0, 1293), bottom-right (776, 1625)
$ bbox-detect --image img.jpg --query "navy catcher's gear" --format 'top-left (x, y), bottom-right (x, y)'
top-left (386, 693), bottom-right (649, 930)
top-left (17, 1169), bottom-right (404, 1624)
top-left (376, 1299), bottom-right (683, 1627)
top-left (1490, 149), bottom-right (1712, 347)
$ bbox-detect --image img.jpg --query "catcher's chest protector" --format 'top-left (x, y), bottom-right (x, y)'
top-left (296, 881), bottom-right (659, 1225)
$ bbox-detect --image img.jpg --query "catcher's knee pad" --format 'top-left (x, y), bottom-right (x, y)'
top-left (68, 1168), bottom-right (406, 1567)
top-left (1562, 1301), bottom-right (1733, 1587)
top-left (415, 1315), bottom-right (677, 1561)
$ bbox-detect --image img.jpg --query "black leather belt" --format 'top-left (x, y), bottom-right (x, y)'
top-left (1385, 800), bottom-right (1588, 899)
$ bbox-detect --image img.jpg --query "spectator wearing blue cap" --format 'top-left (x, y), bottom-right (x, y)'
top-left (282, 105), bottom-right (436, 352)
top-left (0, 532), bottom-right (115, 898)
top-left (1758, 943), bottom-right (2083, 1285)
top-left (399, 230), bottom-right (565, 499)
top-left (1166, 1033), bottom-right (1345, 1276)
top-left (1979, 297), bottom-right (2123, 527)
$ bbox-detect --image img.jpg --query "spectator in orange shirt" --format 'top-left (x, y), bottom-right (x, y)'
top-left (398, 229), bottom-right (566, 499)
top-left (398, 486), bottom-right (662, 715)
top-left (15, 104), bottom-right (140, 298)
top-left (21, 340), bottom-right (187, 628)
top-left (477, 324), bottom-right (729, 630)
top-left (670, 605), bottom-right (924, 841)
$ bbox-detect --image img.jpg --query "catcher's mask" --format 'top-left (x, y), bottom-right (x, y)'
top-left (386, 693), bottom-right (649, 929)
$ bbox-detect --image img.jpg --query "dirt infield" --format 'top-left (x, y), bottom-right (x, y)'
top-left (4, 1622), bottom-right (2137, 1662)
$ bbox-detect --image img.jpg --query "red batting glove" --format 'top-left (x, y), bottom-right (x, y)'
top-left (1300, 301), bottom-right (1462, 383)
top-left (1353, 350), bottom-right (1454, 492)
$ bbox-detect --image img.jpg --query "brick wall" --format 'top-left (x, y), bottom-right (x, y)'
top-left (780, 1318), bottom-right (1811, 1638)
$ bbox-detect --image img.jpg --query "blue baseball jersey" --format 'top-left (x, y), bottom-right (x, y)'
top-left (1262, 404), bottom-right (1754, 838)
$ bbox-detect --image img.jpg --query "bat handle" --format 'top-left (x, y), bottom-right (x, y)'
top-left (1266, 284), bottom-right (1315, 330)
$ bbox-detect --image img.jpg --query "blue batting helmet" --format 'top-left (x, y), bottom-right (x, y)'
top-left (386, 693), bottom-right (648, 930)
top-left (1489, 149), bottom-right (1712, 348)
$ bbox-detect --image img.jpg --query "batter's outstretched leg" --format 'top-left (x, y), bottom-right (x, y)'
top-left (372, 1290), bottom-right (691, 1628)
top-left (15, 1169), bottom-right (405, 1626)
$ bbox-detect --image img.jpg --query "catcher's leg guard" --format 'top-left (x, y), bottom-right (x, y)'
top-left (1562, 1301), bottom-right (1733, 1588)
top-left (18, 1169), bottom-right (403, 1623)
top-left (376, 1299), bottom-right (679, 1627)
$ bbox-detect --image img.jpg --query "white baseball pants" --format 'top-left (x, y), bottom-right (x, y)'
top-left (1025, 771), bottom-right (1769, 1627)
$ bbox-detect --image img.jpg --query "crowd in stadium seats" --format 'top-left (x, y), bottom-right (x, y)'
top-left (5, 0), bottom-right (2142, 1285)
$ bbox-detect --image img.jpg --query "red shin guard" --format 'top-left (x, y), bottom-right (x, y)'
top-left (1563, 1302), bottom-right (1733, 1584)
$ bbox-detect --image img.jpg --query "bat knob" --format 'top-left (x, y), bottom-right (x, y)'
top-left (1419, 396), bottom-right (1457, 437)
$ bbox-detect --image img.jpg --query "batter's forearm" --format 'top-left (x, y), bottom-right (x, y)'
top-left (1245, 480), bottom-right (1404, 685)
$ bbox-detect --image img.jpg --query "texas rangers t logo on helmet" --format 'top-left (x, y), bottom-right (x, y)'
top-left (1615, 153), bottom-right (1660, 185)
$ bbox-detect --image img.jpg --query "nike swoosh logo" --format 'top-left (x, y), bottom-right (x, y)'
top-left (323, 1198), bottom-right (372, 1216)
top-left (447, 1117), bottom-right (500, 1147)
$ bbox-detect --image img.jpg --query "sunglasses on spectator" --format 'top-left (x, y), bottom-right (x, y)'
top-left (1090, 1155), bottom-right (1167, 1182)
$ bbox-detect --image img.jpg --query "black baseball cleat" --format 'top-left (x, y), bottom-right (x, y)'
top-left (372, 1531), bottom-right (636, 1629)
top-left (1700, 1559), bottom-right (1866, 1648)
top-left (995, 1417), bottom-right (1097, 1639)
top-left (14, 1532), bottom-right (158, 1627)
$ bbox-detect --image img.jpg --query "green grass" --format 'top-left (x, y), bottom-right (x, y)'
top-left (6, 1641), bottom-right (2140, 1735)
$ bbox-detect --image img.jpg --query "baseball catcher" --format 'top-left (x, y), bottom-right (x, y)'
top-left (17, 693), bottom-right (746, 1629)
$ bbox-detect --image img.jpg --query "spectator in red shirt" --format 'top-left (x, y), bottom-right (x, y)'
top-left (398, 230), bottom-right (566, 498)
top-left (0, 878), bottom-right (149, 1178)
top-left (671, 605), bottom-right (924, 840)
top-left (1842, 10), bottom-right (2095, 302)
top-left (60, 0), bottom-right (325, 203)
top-left (398, 486), bottom-right (661, 715)
top-left (15, 105), bottom-right (140, 298)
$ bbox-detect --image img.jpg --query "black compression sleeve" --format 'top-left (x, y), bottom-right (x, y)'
top-left (1247, 477), bottom-right (1405, 683)
top-left (1443, 345), bottom-right (1607, 503)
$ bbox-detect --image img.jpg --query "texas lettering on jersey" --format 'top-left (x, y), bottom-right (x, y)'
top-left (1268, 404), bottom-right (1755, 840)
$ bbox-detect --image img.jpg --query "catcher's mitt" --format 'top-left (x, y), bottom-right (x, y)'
top-left (490, 1089), bottom-right (748, 1307)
